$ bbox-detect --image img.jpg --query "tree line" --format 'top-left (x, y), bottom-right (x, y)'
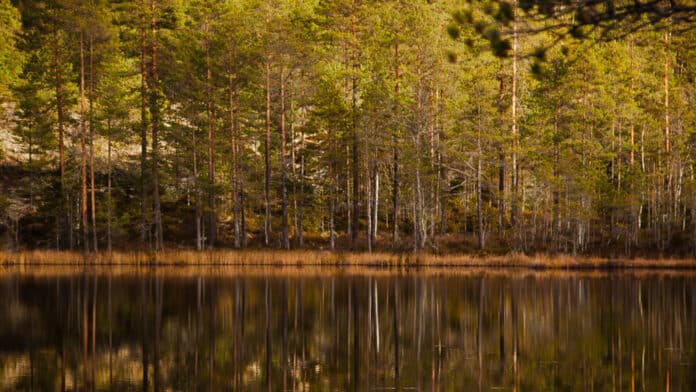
top-left (1, 0), bottom-right (695, 256)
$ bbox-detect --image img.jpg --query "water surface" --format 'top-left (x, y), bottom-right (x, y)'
top-left (1, 267), bottom-right (695, 391)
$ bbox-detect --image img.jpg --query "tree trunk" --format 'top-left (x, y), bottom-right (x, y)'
top-left (193, 126), bottom-right (202, 251)
top-left (366, 141), bottom-right (372, 253)
top-left (89, 35), bottom-right (98, 252)
top-left (107, 120), bottom-right (112, 252)
top-left (510, 0), bottom-right (519, 229)
top-left (351, 9), bottom-right (359, 247)
top-left (664, 31), bottom-right (671, 155)
top-left (476, 115), bottom-right (484, 250)
top-left (79, 32), bottom-right (89, 253)
top-left (139, 1), bottom-right (149, 246)
top-left (280, 66), bottom-right (289, 249)
top-left (329, 140), bottom-right (336, 251)
top-left (230, 75), bottom-right (241, 249)
top-left (205, 19), bottom-right (216, 249)
top-left (299, 91), bottom-right (306, 247)
top-left (264, 59), bottom-right (272, 247)
top-left (392, 26), bottom-right (401, 247)
top-left (664, 29), bottom-right (672, 249)
top-left (291, 96), bottom-right (298, 245)
top-left (498, 152), bottom-right (505, 233)
top-left (497, 73), bottom-right (506, 234)
top-left (53, 29), bottom-right (68, 249)
top-left (553, 116), bottom-right (560, 252)
top-left (150, 0), bottom-right (164, 251)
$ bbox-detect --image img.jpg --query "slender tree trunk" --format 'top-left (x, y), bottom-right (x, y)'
top-left (89, 35), bottom-right (98, 252)
top-left (139, 1), bottom-right (149, 245)
top-left (280, 66), bottom-right (289, 249)
top-left (497, 74), bottom-right (505, 234)
top-left (437, 90), bottom-right (447, 235)
top-left (53, 29), bottom-right (68, 249)
top-left (150, 0), bottom-right (164, 251)
top-left (366, 141), bottom-right (372, 253)
top-left (299, 89), bottom-right (306, 247)
top-left (264, 59), bottom-right (272, 247)
top-left (664, 31), bottom-right (671, 156)
top-left (373, 169), bottom-right (379, 238)
top-left (553, 115), bottom-right (560, 251)
top-left (291, 96), bottom-right (298, 245)
top-left (392, 35), bottom-right (401, 247)
top-left (476, 103), bottom-right (484, 250)
top-left (663, 29), bottom-right (672, 249)
top-left (350, 0), bottom-right (359, 247)
top-left (79, 32), bottom-right (89, 253)
top-left (193, 126), bottom-right (202, 251)
top-left (230, 75), bottom-right (241, 248)
top-left (240, 183), bottom-right (247, 248)
top-left (329, 132), bottom-right (336, 250)
top-left (205, 18), bottom-right (216, 249)
top-left (107, 120), bottom-right (112, 252)
top-left (510, 0), bottom-right (519, 229)
top-left (628, 37), bottom-right (638, 247)
top-left (329, 187), bottom-right (335, 250)
top-left (346, 145), bottom-right (351, 239)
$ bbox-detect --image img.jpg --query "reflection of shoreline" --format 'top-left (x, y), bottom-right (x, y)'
top-left (3, 250), bottom-right (696, 270)
top-left (1, 271), bottom-right (694, 390)
top-left (2, 264), bottom-right (696, 279)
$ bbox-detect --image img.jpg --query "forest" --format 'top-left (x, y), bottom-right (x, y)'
top-left (1, 0), bottom-right (696, 257)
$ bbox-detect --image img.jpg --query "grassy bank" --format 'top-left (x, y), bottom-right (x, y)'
top-left (2, 249), bottom-right (696, 269)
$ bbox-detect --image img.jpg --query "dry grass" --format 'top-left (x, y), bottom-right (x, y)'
top-left (3, 265), bottom-right (696, 281)
top-left (1, 249), bottom-right (696, 269)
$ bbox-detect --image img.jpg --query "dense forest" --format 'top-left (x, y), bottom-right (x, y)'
top-left (1, 0), bottom-right (695, 256)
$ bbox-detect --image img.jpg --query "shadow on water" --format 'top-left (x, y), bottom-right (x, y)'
top-left (0, 266), bottom-right (695, 391)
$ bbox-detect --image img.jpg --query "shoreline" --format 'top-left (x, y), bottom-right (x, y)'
top-left (2, 249), bottom-right (696, 270)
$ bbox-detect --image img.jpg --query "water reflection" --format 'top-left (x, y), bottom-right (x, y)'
top-left (1, 269), bottom-right (695, 391)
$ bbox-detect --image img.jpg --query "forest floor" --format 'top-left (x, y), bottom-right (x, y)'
top-left (2, 249), bottom-right (696, 269)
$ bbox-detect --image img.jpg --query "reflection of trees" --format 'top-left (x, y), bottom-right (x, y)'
top-left (0, 273), bottom-right (694, 390)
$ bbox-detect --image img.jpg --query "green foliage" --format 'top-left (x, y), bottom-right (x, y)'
top-left (0, 0), bottom-right (22, 100)
top-left (1, 0), bottom-right (695, 255)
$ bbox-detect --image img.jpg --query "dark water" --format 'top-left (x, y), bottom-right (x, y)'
top-left (1, 268), bottom-right (695, 391)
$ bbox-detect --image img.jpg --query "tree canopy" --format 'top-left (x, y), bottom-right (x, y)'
top-left (1, 0), bottom-right (695, 257)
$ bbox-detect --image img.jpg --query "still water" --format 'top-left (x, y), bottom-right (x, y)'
top-left (1, 267), bottom-right (695, 391)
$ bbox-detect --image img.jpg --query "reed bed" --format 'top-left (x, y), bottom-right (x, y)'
top-left (3, 264), bottom-right (696, 280)
top-left (1, 249), bottom-right (696, 269)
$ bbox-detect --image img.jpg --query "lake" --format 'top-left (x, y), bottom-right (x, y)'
top-left (1, 267), bottom-right (695, 391)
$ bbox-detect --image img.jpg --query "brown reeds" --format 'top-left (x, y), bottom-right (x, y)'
top-left (1, 249), bottom-right (696, 269)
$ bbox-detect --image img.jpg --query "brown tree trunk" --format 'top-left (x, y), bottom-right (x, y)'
top-left (89, 35), bottom-right (98, 252)
top-left (280, 66), bottom-right (289, 249)
top-left (264, 59), bottom-right (272, 247)
top-left (392, 35), bottom-right (400, 247)
top-left (366, 141), bottom-right (372, 253)
top-left (140, 0), bottom-right (149, 245)
top-left (664, 31), bottom-right (671, 155)
top-left (299, 84), bottom-right (306, 247)
top-left (53, 29), bottom-right (68, 249)
top-left (291, 96), bottom-right (298, 245)
top-left (350, 0), bottom-right (359, 247)
top-left (230, 75), bottom-right (241, 248)
top-left (150, 0), bottom-right (164, 251)
top-left (510, 0), bottom-right (519, 228)
top-left (476, 103), bottom-right (484, 250)
top-left (552, 115), bottom-right (560, 251)
top-left (107, 120), bottom-right (112, 252)
top-left (497, 74), bottom-right (505, 233)
top-left (80, 32), bottom-right (89, 253)
top-left (193, 125), bottom-right (202, 251)
top-left (205, 18), bottom-right (216, 249)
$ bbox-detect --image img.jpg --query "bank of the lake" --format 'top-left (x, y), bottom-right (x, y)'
top-left (2, 249), bottom-right (696, 269)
